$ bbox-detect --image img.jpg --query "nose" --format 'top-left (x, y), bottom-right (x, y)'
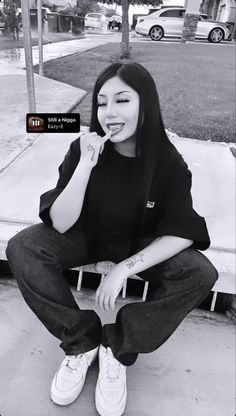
top-left (106, 100), bottom-right (117, 118)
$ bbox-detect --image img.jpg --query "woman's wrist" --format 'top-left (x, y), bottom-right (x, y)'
top-left (75, 159), bottom-right (94, 174)
top-left (115, 261), bottom-right (132, 280)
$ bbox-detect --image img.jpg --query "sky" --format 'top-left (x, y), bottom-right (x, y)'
top-left (163, 0), bottom-right (185, 5)
top-left (114, 0), bottom-right (186, 21)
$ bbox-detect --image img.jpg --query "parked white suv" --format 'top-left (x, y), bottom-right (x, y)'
top-left (135, 7), bottom-right (230, 43)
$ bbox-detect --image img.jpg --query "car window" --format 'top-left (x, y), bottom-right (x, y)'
top-left (144, 11), bottom-right (157, 19)
top-left (87, 14), bottom-right (100, 19)
top-left (160, 10), bottom-right (182, 18)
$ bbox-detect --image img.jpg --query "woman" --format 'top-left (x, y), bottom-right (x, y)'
top-left (6, 62), bottom-right (218, 416)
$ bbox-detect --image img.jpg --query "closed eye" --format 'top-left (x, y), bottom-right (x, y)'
top-left (117, 99), bottom-right (129, 103)
top-left (97, 98), bottom-right (130, 106)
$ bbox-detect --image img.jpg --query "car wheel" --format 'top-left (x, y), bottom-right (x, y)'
top-left (149, 25), bottom-right (164, 41)
top-left (208, 27), bottom-right (224, 43)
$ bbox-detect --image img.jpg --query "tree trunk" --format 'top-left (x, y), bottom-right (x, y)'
top-left (231, 22), bottom-right (236, 40)
top-left (120, 0), bottom-right (130, 59)
top-left (211, 0), bottom-right (220, 20)
top-left (181, 13), bottom-right (199, 42)
top-left (181, 0), bottom-right (201, 42)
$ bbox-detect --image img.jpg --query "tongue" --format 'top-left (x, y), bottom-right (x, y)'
top-left (109, 125), bottom-right (123, 135)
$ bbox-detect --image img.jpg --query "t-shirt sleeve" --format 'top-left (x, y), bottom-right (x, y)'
top-left (39, 137), bottom-right (81, 226)
top-left (155, 159), bottom-right (210, 251)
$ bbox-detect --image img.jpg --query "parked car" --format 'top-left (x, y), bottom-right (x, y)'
top-left (135, 7), bottom-right (231, 43)
top-left (84, 13), bottom-right (108, 31)
top-left (108, 15), bottom-right (122, 30)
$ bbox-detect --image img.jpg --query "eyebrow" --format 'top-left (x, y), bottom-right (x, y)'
top-left (97, 91), bottom-right (132, 97)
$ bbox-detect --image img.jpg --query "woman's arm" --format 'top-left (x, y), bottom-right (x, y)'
top-left (50, 131), bottom-right (110, 233)
top-left (50, 160), bottom-right (93, 233)
top-left (96, 235), bottom-right (193, 310)
top-left (119, 235), bottom-right (193, 278)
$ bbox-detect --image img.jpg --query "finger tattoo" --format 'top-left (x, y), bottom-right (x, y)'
top-left (87, 144), bottom-right (96, 161)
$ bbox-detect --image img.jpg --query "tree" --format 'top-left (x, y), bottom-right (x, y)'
top-left (102, 0), bottom-right (163, 59)
top-left (75, 0), bottom-right (103, 17)
top-left (3, 0), bottom-right (20, 40)
top-left (103, 6), bottom-right (118, 18)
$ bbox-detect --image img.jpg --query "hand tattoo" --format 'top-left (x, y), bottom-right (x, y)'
top-left (87, 144), bottom-right (96, 161)
top-left (126, 254), bottom-right (144, 269)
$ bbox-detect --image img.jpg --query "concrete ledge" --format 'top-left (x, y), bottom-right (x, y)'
top-left (0, 222), bottom-right (235, 299)
top-left (0, 221), bottom-right (31, 260)
top-left (169, 133), bottom-right (235, 252)
top-left (0, 131), bottom-right (235, 298)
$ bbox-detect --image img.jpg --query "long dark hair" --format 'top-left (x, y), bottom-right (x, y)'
top-left (90, 62), bottom-right (171, 240)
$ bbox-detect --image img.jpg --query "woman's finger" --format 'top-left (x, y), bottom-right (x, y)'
top-left (99, 131), bottom-right (111, 154)
top-left (98, 289), bottom-right (105, 310)
top-left (99, 131), bottom-right (111, 144)
top-left (95, 286), bottom-right (101, 305)
top-left (109, 296), bottom-right (116, 311)
top-left (103, 294), bottom-right (110, 311)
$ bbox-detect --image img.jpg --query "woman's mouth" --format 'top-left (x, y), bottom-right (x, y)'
top-left (106, 122), bottom-right (125, 136)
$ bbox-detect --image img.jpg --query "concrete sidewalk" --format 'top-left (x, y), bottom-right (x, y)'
top-left (0, 279), bottom-right (234, 416)
top-left (0, 32), bottom-right (121, 75)
top-left (0, 32), bottom-right (121, 172)
top-left (0, 74), bottom-right (86, 173)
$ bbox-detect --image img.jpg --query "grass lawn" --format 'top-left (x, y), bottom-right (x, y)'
top-left (34, 41), bottom-right (235, 143)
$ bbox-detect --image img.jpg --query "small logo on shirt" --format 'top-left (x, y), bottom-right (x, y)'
top-left (146, 201), bottom-right (155, 208)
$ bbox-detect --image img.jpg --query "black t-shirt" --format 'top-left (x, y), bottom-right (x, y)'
top-left (86, 145), bottom-right (137, 245)
top-left (39, 136), bottom-right (211, 253)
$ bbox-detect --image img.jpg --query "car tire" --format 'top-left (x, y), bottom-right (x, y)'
top-left (149, 25), bottom-right (164, 41)
top-left (208, 27), bottom-right (224, 43)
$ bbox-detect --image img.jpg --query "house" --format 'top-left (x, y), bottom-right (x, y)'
top-left (29, 0), bottom-right (77, 12)
top-left (49, 1), bottom-right (76, 12)
top-left (216, 0), bottom-right (236, 22)
top-left (201, 0), bottom-right (236, 23)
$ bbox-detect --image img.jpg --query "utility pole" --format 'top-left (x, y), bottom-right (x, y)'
top-left (37, 0), bottom-right (44, 76)
top-left (21, 0), bottom-right (36, 112)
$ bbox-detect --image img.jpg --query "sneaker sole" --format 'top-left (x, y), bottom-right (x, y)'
top-left (95, 386), bottom-right (127, 416)
top-left (51, 388), bottom-right (82, 406)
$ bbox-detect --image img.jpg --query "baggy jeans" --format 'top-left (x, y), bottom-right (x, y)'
top-left (6, 223), bottom-right (218, 366)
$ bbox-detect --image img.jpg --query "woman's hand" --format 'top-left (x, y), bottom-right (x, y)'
top-left (80, 131), bottom-right (111, 168)
top-left (95, 264), bottom-right (128, 311)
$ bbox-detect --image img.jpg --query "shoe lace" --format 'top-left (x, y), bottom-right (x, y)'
top-left (102, 348), bottom-right (123, 380)
top-left (64, 354), bottom-right (87, 370)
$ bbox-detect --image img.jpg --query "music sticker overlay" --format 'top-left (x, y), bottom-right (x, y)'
top-left (26, 113), bottom-right (80, 133)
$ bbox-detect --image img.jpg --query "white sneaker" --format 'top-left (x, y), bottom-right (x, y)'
top-left (95, 345), bottom-right (127, 416)
top-left (50, 346), bottom-right (98, 405)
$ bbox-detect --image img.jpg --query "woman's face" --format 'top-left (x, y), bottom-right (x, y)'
top-left (97, 76), bottom-right (140, 144)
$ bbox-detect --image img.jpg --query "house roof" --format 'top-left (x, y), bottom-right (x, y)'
top-left (29, 0), bottom-right (76, 8)
top-left (49, 0), bottom-right (76, 7)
